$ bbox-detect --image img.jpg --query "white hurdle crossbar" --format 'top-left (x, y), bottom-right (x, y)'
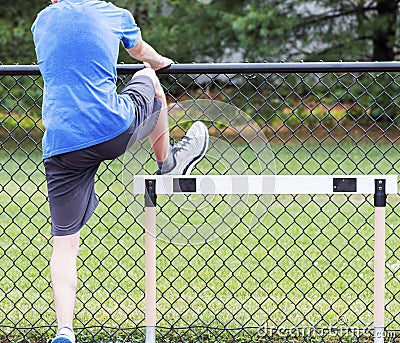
top-left (134, 175), bottom-right (397, 343)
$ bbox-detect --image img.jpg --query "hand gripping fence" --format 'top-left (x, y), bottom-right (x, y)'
top-left (133, 174), bottom-right (397, 343)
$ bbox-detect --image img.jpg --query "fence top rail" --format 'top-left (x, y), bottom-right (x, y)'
top-left (2, 62), bottom-right (400, 75)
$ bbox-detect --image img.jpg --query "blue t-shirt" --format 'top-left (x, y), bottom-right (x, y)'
top-left (31, 0), bottom-right (141, 158)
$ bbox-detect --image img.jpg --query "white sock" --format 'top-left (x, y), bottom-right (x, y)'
top-left (57, 326), bottom-right (75, 343)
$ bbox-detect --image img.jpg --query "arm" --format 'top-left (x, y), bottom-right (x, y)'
top-left (127, 36), bottom-right (173, 71)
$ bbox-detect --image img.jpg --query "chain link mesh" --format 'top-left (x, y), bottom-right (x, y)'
top-left (0, 64), bottom-right (399, 342)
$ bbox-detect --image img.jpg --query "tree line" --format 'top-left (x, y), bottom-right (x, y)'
top-left (1, 0), bottom-right (399, 64)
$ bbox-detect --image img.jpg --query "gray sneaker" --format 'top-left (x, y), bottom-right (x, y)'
top-left (159, 121), bottom-right (209, 175)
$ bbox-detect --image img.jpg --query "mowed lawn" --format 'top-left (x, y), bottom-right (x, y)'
top-left (0, 139), bottom-right (399, 339)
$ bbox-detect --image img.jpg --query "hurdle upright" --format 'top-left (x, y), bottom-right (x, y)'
top-left (134, 174), bottom-right (398, 343)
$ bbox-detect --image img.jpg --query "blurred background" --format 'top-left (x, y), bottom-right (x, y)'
top-left (1, 0), bottom-right (399, 64)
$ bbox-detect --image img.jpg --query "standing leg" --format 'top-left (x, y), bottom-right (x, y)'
top-left (50, 231), bottom-right (80, 343)
top-left (44, 153), bottom-right (99, 343)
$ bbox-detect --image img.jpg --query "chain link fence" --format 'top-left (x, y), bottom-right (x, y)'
top-left (0, 63), bottom-right (399, 343)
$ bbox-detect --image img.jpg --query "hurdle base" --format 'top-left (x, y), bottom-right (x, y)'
top-left (374, 327), bottom-right (384, 343)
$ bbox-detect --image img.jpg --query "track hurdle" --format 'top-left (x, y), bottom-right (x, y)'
top-left (133, 175), bottom-right (398, 343)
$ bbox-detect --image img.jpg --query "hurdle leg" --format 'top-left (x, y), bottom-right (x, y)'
top-left (374, 179), bottom-right (386, 343)
top-left (145, 179), bottom-right (157, 343)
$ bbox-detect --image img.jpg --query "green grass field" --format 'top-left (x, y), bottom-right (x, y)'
top-left (0, 139), bottom-right (399, 342)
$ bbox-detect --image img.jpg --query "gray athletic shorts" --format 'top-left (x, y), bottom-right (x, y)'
top-left (44, 75), bottom-right (162, 236)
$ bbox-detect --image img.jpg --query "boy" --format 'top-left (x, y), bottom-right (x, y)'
top-left (31, 1), bottom-right (208, 342)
